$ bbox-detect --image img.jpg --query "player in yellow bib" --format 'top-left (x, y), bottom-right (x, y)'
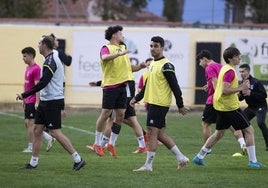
top-left (130, 36), bottom-right (189, 171)
top-left (193, 47), bottom-right (263, 168)
top-left (92, 25), bottom-right (146, 158)
top-left (100, 43), bottom-right (133, 86)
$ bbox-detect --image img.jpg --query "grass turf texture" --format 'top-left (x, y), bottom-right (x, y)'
top-left (0, 110), bottom-right (267, 188)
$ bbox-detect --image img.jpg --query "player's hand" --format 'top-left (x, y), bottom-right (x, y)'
top-left (89, 82), bottom-right (98, 87)
top-left (202, 84), bottom-right (208, 92)
top-left (179, 107), bottom-right (189, 115)
top-left (243, 79), bottom-right (250, 88)
top-left (139, 61), bottom-right (147, 69)
top-left (242, 89), bottom-right (251, 96)
top-left (118, 50), bottom-right (131, 56)
top-left (16, 94), bottom-right (23, 101)
top-left (239, 81), bottom-right (249, 91)
top-left (129, 98), bottom-right (137, 107)
top-left (35, 102), bottom-right (39, 109)
top-left (61, 110), bottom-right (67, 118)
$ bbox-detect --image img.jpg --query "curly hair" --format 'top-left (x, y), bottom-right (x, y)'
top-left (105, 25), bottom-right (123, 40)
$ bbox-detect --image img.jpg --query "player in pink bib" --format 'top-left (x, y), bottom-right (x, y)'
top-left (21, 47), bottom-right (55, 153)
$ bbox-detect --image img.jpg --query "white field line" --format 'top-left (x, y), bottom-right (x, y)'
top-left (0, 112), bottom-right (95, 135)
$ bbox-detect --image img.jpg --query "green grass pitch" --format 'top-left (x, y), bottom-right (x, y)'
top-left (0, 109), bottom-right (267, 188)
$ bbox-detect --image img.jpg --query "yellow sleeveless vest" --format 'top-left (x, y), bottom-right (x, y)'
top-left (100, 44), bottom-right (133, 87)
top-left (144, 58), bottom-right (172, 107)
top-left (142, 72), bottom-right (148, 86)
top-left (213, 64), bottom-right (239, 111)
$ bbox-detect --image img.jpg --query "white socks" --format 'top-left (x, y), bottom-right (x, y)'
top-left (238, 137), bottom-right (246, 149)
top-left (30, 156), bottom-right (39, 167)
top-left (144, 151), bottom-right (155, 167)
top-left (247, 145), bottom-right (257, 162)
top-left (197, 146), bottom-right (210, 159)
top-left (170, 145), bottom-right (185, 162)
top-left (101, 135), bottom-right (109, 148)
top-left (109, 132), bottom-right (119, 146)
top-left (28, 142), bottom-right (33, 150)
top-left (72, 152), bottom-right (82, 163)
top-left (95, 131), bottom-right (103, 145)
top-left (137, 136), bottom-right (146, 148)
top-left (42, 131), bottom-right (52, 141)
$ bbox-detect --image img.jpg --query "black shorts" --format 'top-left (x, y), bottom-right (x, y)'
top-left (35, 99), bottom-right (64, 130)
top-left (102, 85), bottom-right (127, 109)
top-left (202, 104), bottom-right (217, 124)
top-left (216, 108), bottom-right (250, 130)
top-left (124, 80), bottom-right (136, 119)
top-left (24, 103), bottom-right (36, 119)
top-left (243, 106), bottom-right (267, 123)
top-left (127, 80), bottom-right (136, 97)
top-left (108, 98), bottom-right (136, 120)
top-left (124, 97), bottom-right (136, 119)
top-left (147, 104), bottom-right (169, 129)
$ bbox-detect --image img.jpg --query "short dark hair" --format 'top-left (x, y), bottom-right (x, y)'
top-left (196, 50), bottom-right (212, 61)
top-left (50, 33), bottom-right (56, 40)
top-left (105, 25), bottom-right (123, 40)
top-left (239, 63), bottom-right (250, 71)
top-left (151, 36), bottom-right (164, 47)
top-left (41, 35), bottom-right (54, 50)
top-left (223, 47), bottom-right (241, 64)
top-left (21, 47), bottom-right (36, 58)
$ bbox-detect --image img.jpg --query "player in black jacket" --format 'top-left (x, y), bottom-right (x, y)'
top-left (238, 63), bottom-right (268, 151)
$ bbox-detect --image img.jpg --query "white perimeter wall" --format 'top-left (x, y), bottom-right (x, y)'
top-left (1, 24), bottom-right (267, 107)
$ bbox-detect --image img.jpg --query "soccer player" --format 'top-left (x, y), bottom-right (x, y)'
top-left (17, 35), bottom-right (85, 171)
top-left (21, 47), bottom-right (55, 153)
top-left (193, 47), bottom-right (263, 168)
top-left (50, 33), bottom-right (72, 67)
top-left (92, 25), bottom-right (135, 158)
top-left (50, 33), bottom-right (72, 118)
top-left (87, 79), bottom-right (148, 154)
top-left (238, 63), bottom-right (268, 151)
top-left (137, 57), bottom-right (163, 145)
top-left (196, 50), bottom-right (247, 154)
top-left (130, 36), bottom-right (189, 171)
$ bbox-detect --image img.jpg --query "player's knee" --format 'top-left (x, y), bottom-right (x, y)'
top-left (244, 125), bottom-right (254, 135)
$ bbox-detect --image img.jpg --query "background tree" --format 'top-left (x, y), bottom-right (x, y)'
top-left (123, 0), bottom-right (149, 19)
top-left (0, 0), bottom-right (43, 18)
top-left (224, 0), bottom-right (268, 24)
top-left (224, 0), bottom-right (247, 23)
top-left (163, 0), bottom-right (185, 22)
top-left (250, 0), bottom-right (268, 23)
top-left (92, 0), bottom-right (149, 21)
